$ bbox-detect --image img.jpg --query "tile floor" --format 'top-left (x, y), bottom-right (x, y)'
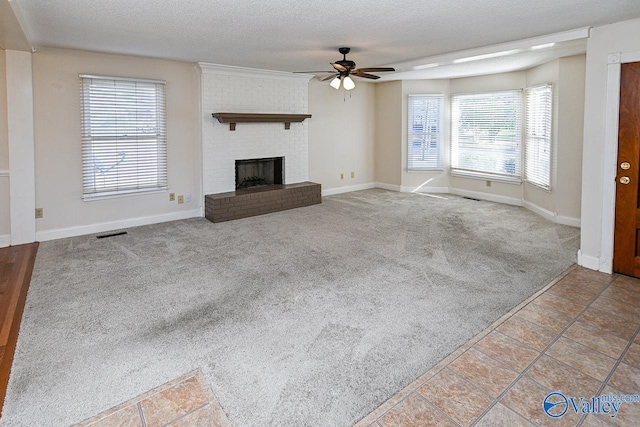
top-left (76, 266), bottom-right (640, 426)
top-left (357, 266), bottom-right (640, 427)
top-left (74, 370), bottom-right (231, 427)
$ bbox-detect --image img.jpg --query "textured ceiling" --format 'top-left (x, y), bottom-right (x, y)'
top-left (12, 0), bottom-right (640, 75)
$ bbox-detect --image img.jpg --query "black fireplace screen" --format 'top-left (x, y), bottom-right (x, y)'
top-left (235, 157), bottom-right (284, 189)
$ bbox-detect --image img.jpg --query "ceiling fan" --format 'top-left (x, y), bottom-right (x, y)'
top-left (296, 47), bottom-right (395, 90)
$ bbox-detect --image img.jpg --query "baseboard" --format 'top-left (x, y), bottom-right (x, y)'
top-left (556, 215), bottom-right (581, 228)
top-left (577, 250), bottom-right (601, 271)
top-left (36, 209), bottom-right (202, 242)
top-left (523, 201), bottom-right (555, 222)
top-left (448, 188), bottom-right (523, 206)
top-left (322, 182), bottom-right (376, 196)
top-left (401, 186), bottom-right (450, 194)
top-left (375, 182), bottom-right (401, 192)
top-left (522, 201), bottom-right (581, 228)
top-left (599, 258), bottom-right (613, 275)
top-left (0, 234), bottom-right (10, 248)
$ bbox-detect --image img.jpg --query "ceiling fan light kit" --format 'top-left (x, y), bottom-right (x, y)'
top-left (342, 76), bottom-right (355, 90)
top-left (295, 47), bottom-right (395, 91)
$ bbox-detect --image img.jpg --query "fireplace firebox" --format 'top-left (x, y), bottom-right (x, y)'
top-left (235, 157), bottom-right (284, 190)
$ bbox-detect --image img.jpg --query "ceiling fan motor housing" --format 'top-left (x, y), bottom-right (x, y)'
top-left (336, 48), bottom-right (355, 74)
top-left (336, 60), bottom-right (356, 72)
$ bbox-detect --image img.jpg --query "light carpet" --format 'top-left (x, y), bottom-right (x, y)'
top-left (2, 190), bottom-right (580, 426)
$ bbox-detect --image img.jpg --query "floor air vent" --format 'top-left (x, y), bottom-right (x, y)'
top-left (96, 231), bottom-right (128, 239)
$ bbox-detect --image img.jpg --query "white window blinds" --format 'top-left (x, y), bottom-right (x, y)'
top-left (525, 84), bottom-right (553, 191)
top-left (451, 90), bottom-right (522, 180)
top-left (408, 94), bottom-right (443, 170)
top-left (80, 75), bottom-right (167, 199)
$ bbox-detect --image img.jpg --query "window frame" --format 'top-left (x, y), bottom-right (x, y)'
top-left (524, 83), bottom-right (553, 192)
top-left (80, 74), bottom-right (168, 200)
top-left (450, 89), bottom-right (523, 184)
top-left (407, 94), bottom-right (444, 171)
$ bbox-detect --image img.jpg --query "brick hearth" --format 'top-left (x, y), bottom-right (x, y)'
top-left (205, 182), bottom-right (321, 223)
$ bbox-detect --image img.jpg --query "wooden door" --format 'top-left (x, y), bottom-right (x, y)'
top-left (614, 62), bottom-right (640, 277)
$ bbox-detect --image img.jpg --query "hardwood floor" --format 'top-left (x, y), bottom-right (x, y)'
top-left (0, 243), bottom-right (38, 417)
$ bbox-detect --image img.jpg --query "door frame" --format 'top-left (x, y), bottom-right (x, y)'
top-left (599, 50), bottom-right (640, 273)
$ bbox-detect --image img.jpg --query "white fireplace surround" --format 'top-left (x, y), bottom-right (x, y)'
top-left (199, 63), bottom-right (313, 195)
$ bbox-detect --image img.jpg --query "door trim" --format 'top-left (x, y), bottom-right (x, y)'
top-left (600, 50), bottom-right (640, 273)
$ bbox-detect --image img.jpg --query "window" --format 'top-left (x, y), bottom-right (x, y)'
top-left (525, 84), bottom-right (553, 191)
top-left (451, 90), bottom-right (522, 181)
top-left (408, 95), bottom-right (443, 170)
top-left (80, 75), bottom-right (167, 199)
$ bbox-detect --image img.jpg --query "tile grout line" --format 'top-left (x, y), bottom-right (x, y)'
top-left (137, 402), bottom-right (147, 427)
top-left (412, 392), bottom-right (462, 427)
top-left (365, 265), bottom-right (576, 426)
top-left (469, 273), bottom-right (618, 426)
top-left (74, 373), bottom-right (205, 426)
top-left (160, 402), bottom-right (210, 427)
top-left (367, 265), bottom-right (577, 426)
top-left (575, 322), bottom-right (640, 427)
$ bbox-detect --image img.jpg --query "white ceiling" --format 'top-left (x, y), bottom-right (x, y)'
top-left (9, 0), bottom-right (640, 78)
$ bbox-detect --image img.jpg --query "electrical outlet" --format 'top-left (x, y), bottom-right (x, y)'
top-left (185, 193), bottom-right (191, 203)
top-left (35, 208), bottom-right (43, 219)
top-left (169, 193), bottom-right (175, 201)
top-left (486, 181), bottom-right (492, 187)
top-left (178, 195), bottom-right (184, 204)
top-left (340, 173), bottom-right (344, 179)
top-left (351, 171), bottom-right (355, 178)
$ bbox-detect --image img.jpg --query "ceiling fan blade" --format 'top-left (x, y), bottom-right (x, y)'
top-left (331, 62), bottom-right (348, 72)
top-left (321, 74), bottom-right (338, 81)
top-left (351, 71), bottom-right (381, 79)
top-left (354, 67), bottom-right (396, 73)
top-left (293, 71), bottom-right (334, 74)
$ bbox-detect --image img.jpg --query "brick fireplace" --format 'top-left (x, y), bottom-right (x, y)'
top-left (199, 63), bottom-right (320, 222)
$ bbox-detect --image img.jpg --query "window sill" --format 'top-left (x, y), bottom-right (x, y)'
top-left (406, 168), bottom-right (444, 173)
top-left (83, 187), bottom-right (168, 202)
top-left (450, 169), bottom-right (522, 185)
top-left (525, 181), bottom-right (552, 193)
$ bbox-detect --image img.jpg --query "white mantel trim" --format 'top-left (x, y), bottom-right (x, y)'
top-left (197, 62), bottom-right (313, 82)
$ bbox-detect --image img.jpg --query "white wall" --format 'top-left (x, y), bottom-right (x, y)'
top-left (6, 50), bottom-right (35, 245)
top-left (0, 49), bottom-right (10, 245)
top-left (580, 17), bottom-right (640, 272)
top-left (32, 48), bottom-right (201, 240)
top-left (200, 65), bottom-right (310, 195)
top-left (308, 79), bottom-right (375, 194)
top-left (374, 81), bottom-right (403, 188)
top-left (556, 55), bottom-right (586, 222)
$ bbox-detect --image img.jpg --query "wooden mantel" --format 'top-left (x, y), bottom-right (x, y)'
top-left (212, 113), bottom-right (312, 131)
